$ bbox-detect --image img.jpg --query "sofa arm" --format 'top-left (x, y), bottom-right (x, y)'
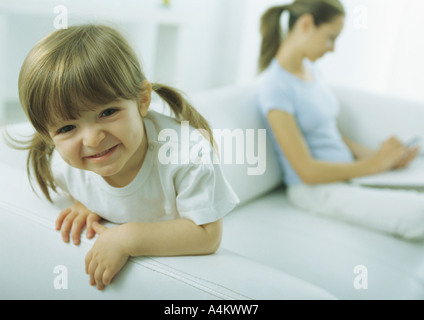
top-left (334, 86), bottom-right (424, 152)
top-left (0, 162), bottom-right (335, 299)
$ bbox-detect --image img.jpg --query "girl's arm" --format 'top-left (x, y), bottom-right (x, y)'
top-left (121, 219), bottom-right (222, 257)
top-left (267, 110), bottom-right (408, 184)
top-left (85, 218), bottom-right (222, 290)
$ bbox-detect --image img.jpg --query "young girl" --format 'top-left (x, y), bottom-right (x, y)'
top-left (18, 24), bottom-right (239, 290)
top-left (257, 0), bottom-right (424, 239)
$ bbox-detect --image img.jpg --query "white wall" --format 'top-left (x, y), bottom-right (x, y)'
top-left (1, 0), bottom-right (424, 124)
top-left (385, 0), bottom-right (424, 101)
top-left (0, 0), bottom-right (246, 123)
top-left (316, 0), bottom-right (424, 101)
top-left (0, 0), bottom-right (237, 97)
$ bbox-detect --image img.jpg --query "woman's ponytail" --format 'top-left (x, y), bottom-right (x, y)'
top-left (259, 0), bottom-right (345, 72)
top-left (258, 5), bottom-right (289, 73)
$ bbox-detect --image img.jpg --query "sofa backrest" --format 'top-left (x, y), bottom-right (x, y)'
top-left (190, 82), bottom-right (283, 205)
top-left (334, 85), bottom-right (424, 152)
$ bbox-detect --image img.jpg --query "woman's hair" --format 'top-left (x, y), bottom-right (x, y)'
top-left (258, 0), bottom-right (345, 72)
top-left (18, 24), bottom-right (214, 202)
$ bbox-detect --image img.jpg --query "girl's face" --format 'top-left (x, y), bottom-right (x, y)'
top-left (303, 15), bottom-right (345, 61)
top-left (49, 98), bottom-right (149, 187)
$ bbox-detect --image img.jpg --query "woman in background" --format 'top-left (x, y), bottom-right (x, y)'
top-left (257, 0), bottom-right (424, 239)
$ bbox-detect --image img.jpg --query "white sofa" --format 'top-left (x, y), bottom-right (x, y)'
top-left (1, 81), bottom-right (424, 300)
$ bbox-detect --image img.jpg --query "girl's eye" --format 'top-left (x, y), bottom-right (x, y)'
top-left (100, 108), bottom-right (118, 118)
top-left (58, 125), bottom-right (75, 134)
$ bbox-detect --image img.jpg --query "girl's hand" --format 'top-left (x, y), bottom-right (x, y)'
top-left (85, 222), bottom-right (130, 290)
top-left (55, 201), bottom-right (101, 245)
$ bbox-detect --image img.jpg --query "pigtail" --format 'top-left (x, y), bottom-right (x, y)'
top-left (7, 131), bottom-right (57, 202)
top-left (151, 83), bottom-right (216, 150)
top-left (258, 5), bottom-right (289, 73)
top-left (27, 133), bottom-right (57, 202)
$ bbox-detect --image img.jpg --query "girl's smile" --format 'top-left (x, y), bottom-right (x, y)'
top-left (49, 98), bottom-right (149, 187)
top-left (84, 144), bottom-right (120, 161)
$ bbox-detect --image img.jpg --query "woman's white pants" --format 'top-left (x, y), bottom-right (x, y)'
top-left (287, 182), bottom-right (424, 239)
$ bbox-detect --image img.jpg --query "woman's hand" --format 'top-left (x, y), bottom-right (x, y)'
top-left (55, 201), bottom-right (101, 245)
top-left (85, 222), bottom-right (130, 290)
top-left (372, 137), bottom-right (417, 172)
top-left (393, 146), bottom-right (419, 169)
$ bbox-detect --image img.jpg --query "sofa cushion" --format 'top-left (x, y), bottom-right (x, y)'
top-left (222, 188), bottom-right (424, 299)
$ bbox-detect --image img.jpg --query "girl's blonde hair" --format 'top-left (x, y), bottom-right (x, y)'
top-left (18, 24), bottom-right (214, 202)
top-left (258, 0), bottom-right (345, 72)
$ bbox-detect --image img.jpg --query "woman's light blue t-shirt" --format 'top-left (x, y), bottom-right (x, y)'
top-left (257, 58), bottom-right (354, 185)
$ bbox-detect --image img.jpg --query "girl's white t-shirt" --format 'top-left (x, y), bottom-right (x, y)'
top-left (51, 110), bottom-right (239, 225)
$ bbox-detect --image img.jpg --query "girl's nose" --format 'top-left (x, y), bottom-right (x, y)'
top-left (82, 125), bottom-right (106, 147)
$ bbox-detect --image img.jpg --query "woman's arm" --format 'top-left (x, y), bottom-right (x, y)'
top-left (85, 218), bottom-right (222, 290)
top-left (267, 110), bottom-right (408, 184)
top-left (342, 135), bottom-right (375, 160)
top-left (343, 135), bottom-right (419, 169)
